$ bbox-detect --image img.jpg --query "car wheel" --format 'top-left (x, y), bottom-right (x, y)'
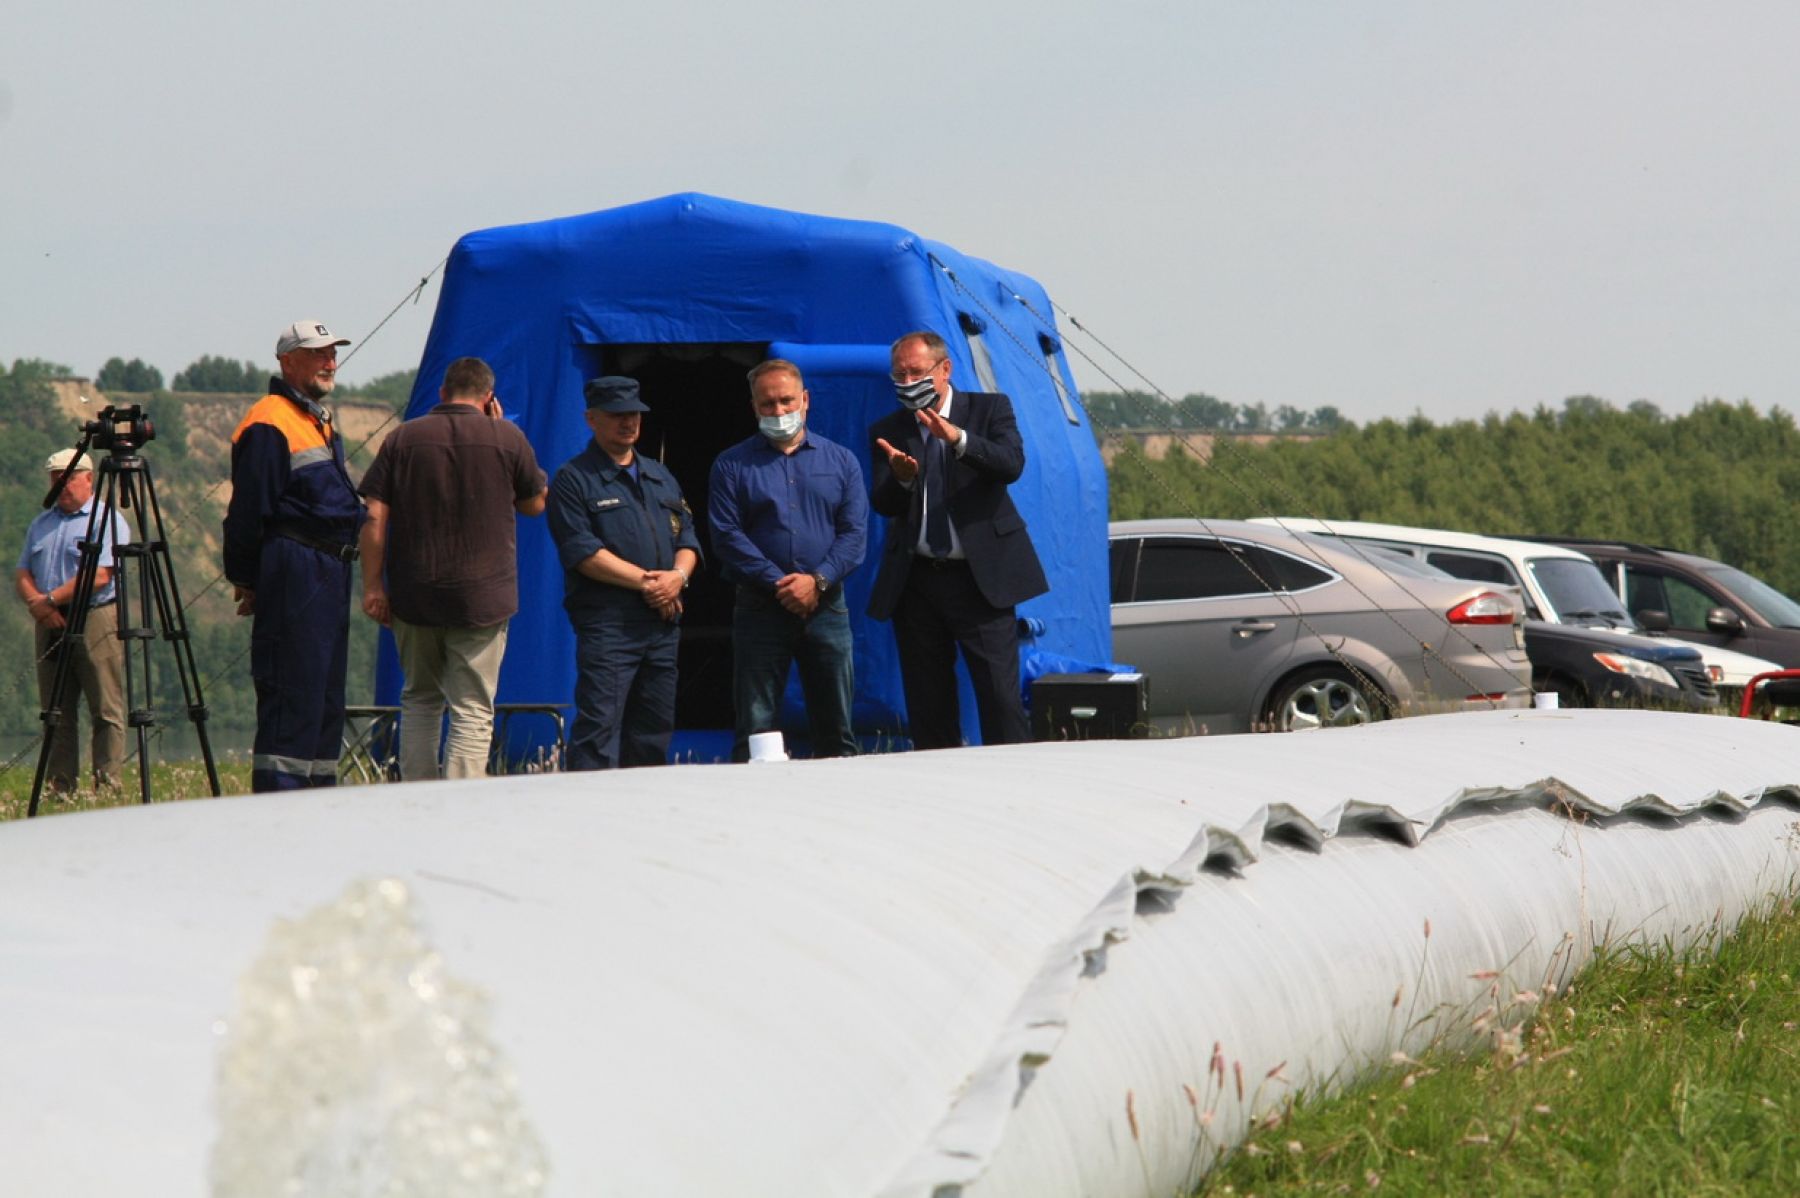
top-left (1265, 667), bottom-right (1382, 732)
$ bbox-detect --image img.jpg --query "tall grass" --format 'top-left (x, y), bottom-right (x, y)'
top-left (1201, 891), bottom-right (1800, 1195)
top-left (0, 754), bottom-right (254, 821)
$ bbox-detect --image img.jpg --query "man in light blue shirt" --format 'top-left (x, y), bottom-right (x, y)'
top-left (14, 448), bottom-right (130, 793)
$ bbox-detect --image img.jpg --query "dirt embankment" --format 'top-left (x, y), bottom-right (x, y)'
top-left (46, 381), bottom-right (397, 486)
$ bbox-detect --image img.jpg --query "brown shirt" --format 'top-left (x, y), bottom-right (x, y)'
top-left (358, 403), bottom-right (546, 628)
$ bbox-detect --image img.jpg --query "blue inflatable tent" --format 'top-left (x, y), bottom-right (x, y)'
top-left (378, 193), bottom-right (1110, 755)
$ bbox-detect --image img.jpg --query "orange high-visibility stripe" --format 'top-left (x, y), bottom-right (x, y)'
top-left (231, 394), bottom-right (336, 470)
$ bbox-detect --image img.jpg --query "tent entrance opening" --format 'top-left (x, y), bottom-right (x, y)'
top-left (586, 342), bottom-right (765, 735)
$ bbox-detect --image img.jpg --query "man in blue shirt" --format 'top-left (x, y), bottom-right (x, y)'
top-left (14, 448), bottom-right (129, 793)
top-left (708, 359), bottom-right (868, 760)
top-left (547, 377), bottom-right (702, 770)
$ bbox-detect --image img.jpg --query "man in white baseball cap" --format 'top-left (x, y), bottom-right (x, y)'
top-left (220, 319), bottom-right (366, 791)
top-left (15, 447), bottom-right (130, 793)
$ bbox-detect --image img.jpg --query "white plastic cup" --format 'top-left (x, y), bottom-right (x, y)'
top-left (1533, 692), bottom-right (1559, 711)
top-left (747, 731), bottom-right (788, 762)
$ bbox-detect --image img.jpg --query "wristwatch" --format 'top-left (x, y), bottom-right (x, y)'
top-left (812, 572), bottom-right (829, 595)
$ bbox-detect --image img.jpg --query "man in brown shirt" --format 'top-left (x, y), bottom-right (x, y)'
top-left (358, 357), bottom-right (548, 780)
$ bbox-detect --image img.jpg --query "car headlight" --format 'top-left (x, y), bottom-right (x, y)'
top-left (1591, 652), bottom-right (1678, 690)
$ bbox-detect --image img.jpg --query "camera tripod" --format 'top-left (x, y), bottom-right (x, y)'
top-left (28, 406), bottom-right (221, 816)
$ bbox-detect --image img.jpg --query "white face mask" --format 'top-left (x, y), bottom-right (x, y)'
top-left (758, 409), bottom-right (805, 441)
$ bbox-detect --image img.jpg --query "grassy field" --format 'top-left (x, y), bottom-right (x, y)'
top-left (0, 751), bottom-right (253, 821)
top-left (1200, 893), bottom-right (1800, 1196)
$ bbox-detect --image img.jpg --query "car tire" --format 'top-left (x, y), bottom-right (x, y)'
top-left (1264, 667), bottom-right (1383, 732)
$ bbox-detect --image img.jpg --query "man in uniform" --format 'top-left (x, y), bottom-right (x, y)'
top-left (15, 448), bottom-right (129, 793)
top-left (708, 359), bottom-right (866, 760)
top-left (223, 319), bottom-right (366, 792)
top-left (358, 356), bottom-right (548, 780)
top-left (546, 376), bottom-right (700, 770)
top-left (868, 330), bottom-right (1048, 749)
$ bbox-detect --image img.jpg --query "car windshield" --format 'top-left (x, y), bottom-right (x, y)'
top-left (1703, 563), bottom-right (1800, 629)
top-left (1529, 558), bottom-right (1634, 627)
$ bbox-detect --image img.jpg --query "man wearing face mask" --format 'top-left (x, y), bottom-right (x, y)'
top-left (868, 330), bottom-right (1047, 750)
top-left (222, 319), bottom-right (366, 792)
top-left (708, 359), bottom-right (867, 761)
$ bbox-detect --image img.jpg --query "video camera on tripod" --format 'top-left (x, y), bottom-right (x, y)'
top-left (82, 403), bottom-right (156, 452)
top-left (30, 402), bottom-right (221, 816)
top-left (41, 404), bottom-right (155, 509)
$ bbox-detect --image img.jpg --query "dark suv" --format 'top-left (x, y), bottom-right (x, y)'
top-left (1517, 538), bottom-right (1800, 669)
top-left (1521, 620), bottom-right (1717, 711)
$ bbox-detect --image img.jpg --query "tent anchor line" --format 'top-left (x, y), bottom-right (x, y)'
top-left (883, 770), bottom-right (1800, 1196)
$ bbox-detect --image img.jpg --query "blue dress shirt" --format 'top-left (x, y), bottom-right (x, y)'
top-left (707, 430), bottom-right (868, 591)
top-left (17, 499), bottom-right (129, 607)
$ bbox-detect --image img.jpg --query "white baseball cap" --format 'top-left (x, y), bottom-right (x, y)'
top-left (45, 448), bottom-right (91, 473)
top-left (276, 320), bottom-right (352, 356)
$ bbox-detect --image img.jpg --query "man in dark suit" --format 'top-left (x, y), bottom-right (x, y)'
top-left (868, 330), bottom-right (1048, 749)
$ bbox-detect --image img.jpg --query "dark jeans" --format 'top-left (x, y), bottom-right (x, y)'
top-left (569, 611), bottom-right (679, 770)
top-left (732, 587), bottom-right (857, 761)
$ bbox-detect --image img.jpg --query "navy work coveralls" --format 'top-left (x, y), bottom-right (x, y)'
top-left (546, 443), bottom-right (701, 770)
top-left (222, 379), bottom-right (365, 791)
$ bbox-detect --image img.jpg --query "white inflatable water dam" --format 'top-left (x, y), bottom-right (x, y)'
top-left (1, 708), bottom-right (1795, 1195)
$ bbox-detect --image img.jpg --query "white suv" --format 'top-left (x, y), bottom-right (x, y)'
top-left (1250, 519), bottom-right (1780, 704)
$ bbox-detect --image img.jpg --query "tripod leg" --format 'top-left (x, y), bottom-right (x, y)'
top-left (69, 602), bottom-right (127, 791)
top-left (131, 456), bottom-right (223, 797)
top-left (28, 624), bottom-right (82, 816)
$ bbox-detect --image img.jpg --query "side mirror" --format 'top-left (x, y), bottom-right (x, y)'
top-left (1705, 606), bottom-right (1745, 636)
top-left (1636, 609), bottom-right (1672, 633)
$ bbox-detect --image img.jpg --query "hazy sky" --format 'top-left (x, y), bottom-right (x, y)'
top-left (6, 1), bottom-right (1797, 424)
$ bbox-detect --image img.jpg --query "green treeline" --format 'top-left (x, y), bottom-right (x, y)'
top-left (1081, 389), bottom-right (1353, 438)
top-left (1106, 396), bottom-right (1800, 594)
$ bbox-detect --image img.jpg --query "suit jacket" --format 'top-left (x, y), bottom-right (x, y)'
top-left (866, 389), bottom-right (1049, 620)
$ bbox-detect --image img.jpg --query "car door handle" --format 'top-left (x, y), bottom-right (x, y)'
top-left (1233, 620), bottom-right (1278, 637)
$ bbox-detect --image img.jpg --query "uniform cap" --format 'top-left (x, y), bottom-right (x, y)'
top-left (584, 376), bottom-right (651, 413)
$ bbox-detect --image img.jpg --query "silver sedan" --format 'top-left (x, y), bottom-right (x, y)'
top-left (1110, 519), bottom-right (1533, 734)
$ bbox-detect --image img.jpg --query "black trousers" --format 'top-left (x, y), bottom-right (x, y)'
top-left (892, 557), bottom-right (1030, 750)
